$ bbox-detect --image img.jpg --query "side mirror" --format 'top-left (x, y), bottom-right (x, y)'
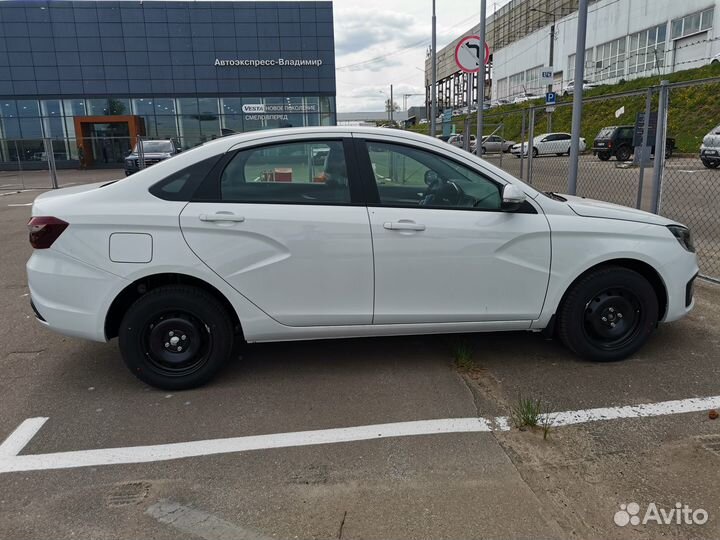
top-left (501, 184), bottom-right (527, 212)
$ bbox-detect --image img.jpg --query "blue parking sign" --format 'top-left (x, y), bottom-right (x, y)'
top-left (545, 92), bottom-right (556, 105)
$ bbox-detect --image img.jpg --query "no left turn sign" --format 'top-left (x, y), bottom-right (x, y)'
top-left (454, 35), bottom-right (490, 73)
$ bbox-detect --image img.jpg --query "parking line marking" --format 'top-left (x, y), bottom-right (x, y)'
top-left (1, 395), bottom-right (719, 475)
top-left (0, 417), bottom-right (48, 457)
top-left (7, 203), bottom-right (32, 207)
top-left (146, 499), bottom-right (273, 540)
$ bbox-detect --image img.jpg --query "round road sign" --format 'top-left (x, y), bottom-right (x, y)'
top-left (454, 35), bottom-right (490, 73)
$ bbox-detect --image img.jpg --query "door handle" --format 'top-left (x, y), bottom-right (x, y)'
top-left (383, 221), bottom-right (426, 231)
top-left (199, 213), bottom-right (245, 223)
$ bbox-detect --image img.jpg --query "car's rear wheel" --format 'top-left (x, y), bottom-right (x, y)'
top-left (615, 145), bottom-right (632, 161)
top-left (118, 285), bottom-right (235, 390)
top-left (557, 266), bottom-right (658, 362)
top-left (597, 151), bottom-right (611, 161)
top-left (532, 147), bottom-right (539, 158)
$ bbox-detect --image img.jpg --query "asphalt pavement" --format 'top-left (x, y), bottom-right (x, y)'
top-left (1, 179), bottom-right (720, 539)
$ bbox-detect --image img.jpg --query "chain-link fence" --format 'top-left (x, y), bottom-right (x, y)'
top-left (466, 78), bottom-right (720, 281)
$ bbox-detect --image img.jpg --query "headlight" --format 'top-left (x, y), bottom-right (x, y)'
top-left (667, 225), bottom-right (695, 252)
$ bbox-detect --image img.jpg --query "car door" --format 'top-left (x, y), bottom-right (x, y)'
top-left (356, 138), bottom-right (551, 325)
top-left (180, 138), bottom-right (374, 327)
top-left (539, 134), bottom-right (556, 154)
top-left (555, 133), bottom-right (571, 153)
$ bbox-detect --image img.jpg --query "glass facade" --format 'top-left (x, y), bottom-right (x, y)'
top-left (0, 0), bottom-right (336, 168)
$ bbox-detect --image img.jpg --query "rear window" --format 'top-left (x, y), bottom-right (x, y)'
top-left (596, 127), bottom-right (615, 138)
top-left (149, 155), bottom-right (222, 201)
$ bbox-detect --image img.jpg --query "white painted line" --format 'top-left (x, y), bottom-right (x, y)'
top-left (147, 499), bottom-right (273, 540)
top-left (7, 203), bottom-right (32, 207)
top-left (1, 396), bottom-right (719, 475)
top-left (0, 417), bottom-right (493, 474)
top-left (0, 417), bottom-right (48, 457)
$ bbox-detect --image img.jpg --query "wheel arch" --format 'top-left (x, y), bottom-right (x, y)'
top-left (105, 272), bottom-right (243, 340)
top-left (553, 258), bottom-right (668, 324)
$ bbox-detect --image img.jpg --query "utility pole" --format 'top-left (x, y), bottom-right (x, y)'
top-left (567, 0), bottom-right (588, 195)
top-left (430, 0), bottom-right (437, 137)
top-left (476, 0), bottom-right (486, 156)
top-left (390, 84), bottom-right (394, 123)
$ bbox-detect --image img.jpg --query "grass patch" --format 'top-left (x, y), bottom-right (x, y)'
top-left (510, 395), bottom-right (554, 439)
top-left (450, 338), bottom-right (475, 371)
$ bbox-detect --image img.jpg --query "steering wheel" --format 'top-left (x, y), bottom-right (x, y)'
top-left (421, 178), bottom-right (462, 207)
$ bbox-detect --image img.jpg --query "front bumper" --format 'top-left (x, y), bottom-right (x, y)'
top-left (659, 249), bottom-right (699, 323)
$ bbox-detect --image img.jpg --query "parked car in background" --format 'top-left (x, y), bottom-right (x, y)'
top-left (419, 119), bottom-right (429, 125)
top-left (124, 139), bottom-right (180, 176)
top-left (593, 126), bottom-right (675, 161)
top-left (563, 79), bottom-right (600, 96)
top-left (447, 134), bottom-right (476, 149)
top-left (511, 93), bottom-right (544, 104)
top-left (490, 99), bottom-right (510, 108)
top-left (511, 133), bottom-right (586, 157)
top-left (480, 135), bottom-right (516, 154)
top-left (27, 126), bottom-right (698, 389)
top-left (700, 123), bottom-right (720, 168)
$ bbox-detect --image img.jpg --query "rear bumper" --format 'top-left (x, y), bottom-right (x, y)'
top-left (27, 249), bottom-right (127, 342)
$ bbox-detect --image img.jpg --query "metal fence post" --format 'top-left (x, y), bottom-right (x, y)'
top-left (499, 122), bottom-right (504, 169)
top-left (651, 80), bottom-right (669, 214)
top-left (527, 106), bottom-right (535, 185)
top-left (14, 140), bottom-right (25, 190)
top-left (137, 136), bottom-right (145, 170)
top-left (519, 112), bottom-right (526, 180)
top-left (43, 138), bottom-right (59, 189)
top-left (635, 88), bottom-right (653, 209)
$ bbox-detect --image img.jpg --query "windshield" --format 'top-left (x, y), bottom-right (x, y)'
top-left (134, 141), bottom-right (174, 153)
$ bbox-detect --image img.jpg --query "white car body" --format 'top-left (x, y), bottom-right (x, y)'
top-left (27, 126), bottom-right (697, 388)
top-left (511, 133), bottom-right (587, 156)
top-left (564, 79), bottom-right (600, 95)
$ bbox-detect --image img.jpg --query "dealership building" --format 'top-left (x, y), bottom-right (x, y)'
top-left (0, 0), bottom-right (336, 169)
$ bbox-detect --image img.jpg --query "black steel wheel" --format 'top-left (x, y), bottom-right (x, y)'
top-left (119, 285), bottom-right (235, 389)
top-left (557, 266), bottom-right (658, 361)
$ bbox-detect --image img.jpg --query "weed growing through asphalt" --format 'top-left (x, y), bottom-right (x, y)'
top-left (510, 395), bottom-right (543, 429)
top-left (451, 339), bottom-right (475, 371)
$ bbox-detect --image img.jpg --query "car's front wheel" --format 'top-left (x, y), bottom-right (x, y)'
top-left (557, 266), bottom-right (658, 362)
top-left (118, 285), bottom-right (235, 390)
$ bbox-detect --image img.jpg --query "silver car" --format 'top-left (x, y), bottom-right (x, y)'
top-left (480, 135), bottom-right (516, 154)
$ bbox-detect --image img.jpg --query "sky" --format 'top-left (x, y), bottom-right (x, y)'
top-left (331, 0), bottom-right (512, 112)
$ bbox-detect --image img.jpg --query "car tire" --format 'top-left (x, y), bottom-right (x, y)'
top-left (532, 147), bottom-right (539, 158)
top-left (118, 285), bottom-right (235, 390)
top-left (615, 145), bottom-right (632, 161)
top-left (597, 151), bottom-right (611, 161)
top-left (557, 266), bottom-right (659, 362)
top-left (481, 146), bottom-right (487, 154)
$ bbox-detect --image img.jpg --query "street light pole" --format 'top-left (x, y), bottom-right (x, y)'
top-left (430, 0), bottom-right (437, 136)
top-left (529, 7), bottom-right (557, 94)
top-left (567, 0), bottom-right (588, 195)
top-left (476, 0), bottom-right (486, 156)
top-left (390, 84), bottom-right (394, 123)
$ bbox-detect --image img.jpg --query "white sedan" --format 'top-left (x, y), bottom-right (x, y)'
top-left (27, 127), bottom-right (697, 389)
top-left (511, 133), bottom-right (587, 157)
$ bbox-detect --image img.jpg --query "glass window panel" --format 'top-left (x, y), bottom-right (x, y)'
top-left (197, 97), bottom-right (219, 116)
top-left (0, 117), bottom-right (21, 139)
top-left (177, 97), bottom-right (199, 116)
top-left (0, 100), bottom-right (18, 118)
top-left (220, 98), bottom-right (243, 115)
top-left (685, 12), bottom-right (701, 34)
top-left (17, 100), bottom-right (40, 117)
top-left (107, 98), bottom-right (130, 115)
top-left (221, 114), bottom-right (244, 133)
top-left (40, 100), bottom-right (63, 117)
top-left (658, 24), bottom-right (666, 42)
top-left (155, 115), bottom-right (179, 138)
top-left (63, 99), bottom-right (87, 117)
top-left (220, 141), bottom-right (350, 204)
top-left (86, 98), bottom-right (109, 116)
top-left (19, 117), bottom-right (43, 138)
top-left (153, 98), bottom-right (176, 116)
top-left (131, 98), bottom-right (156, 116)
top-left (701, 8), bottom-right (714, 30)
top-left (671, 19), bottom-right (683, 39)
top-left (178, 115), bottom-right (202, 149)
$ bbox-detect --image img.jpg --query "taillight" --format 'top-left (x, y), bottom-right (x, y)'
top-left (608, 141), bottom-right (613, 148)
top-left (28, 216), bottom-right (68, 249)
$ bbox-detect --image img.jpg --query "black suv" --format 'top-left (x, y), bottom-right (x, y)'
top-left (124, 140), bottom-right (180, 176)
top-left (593, 125), bottom-right (675, 161)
